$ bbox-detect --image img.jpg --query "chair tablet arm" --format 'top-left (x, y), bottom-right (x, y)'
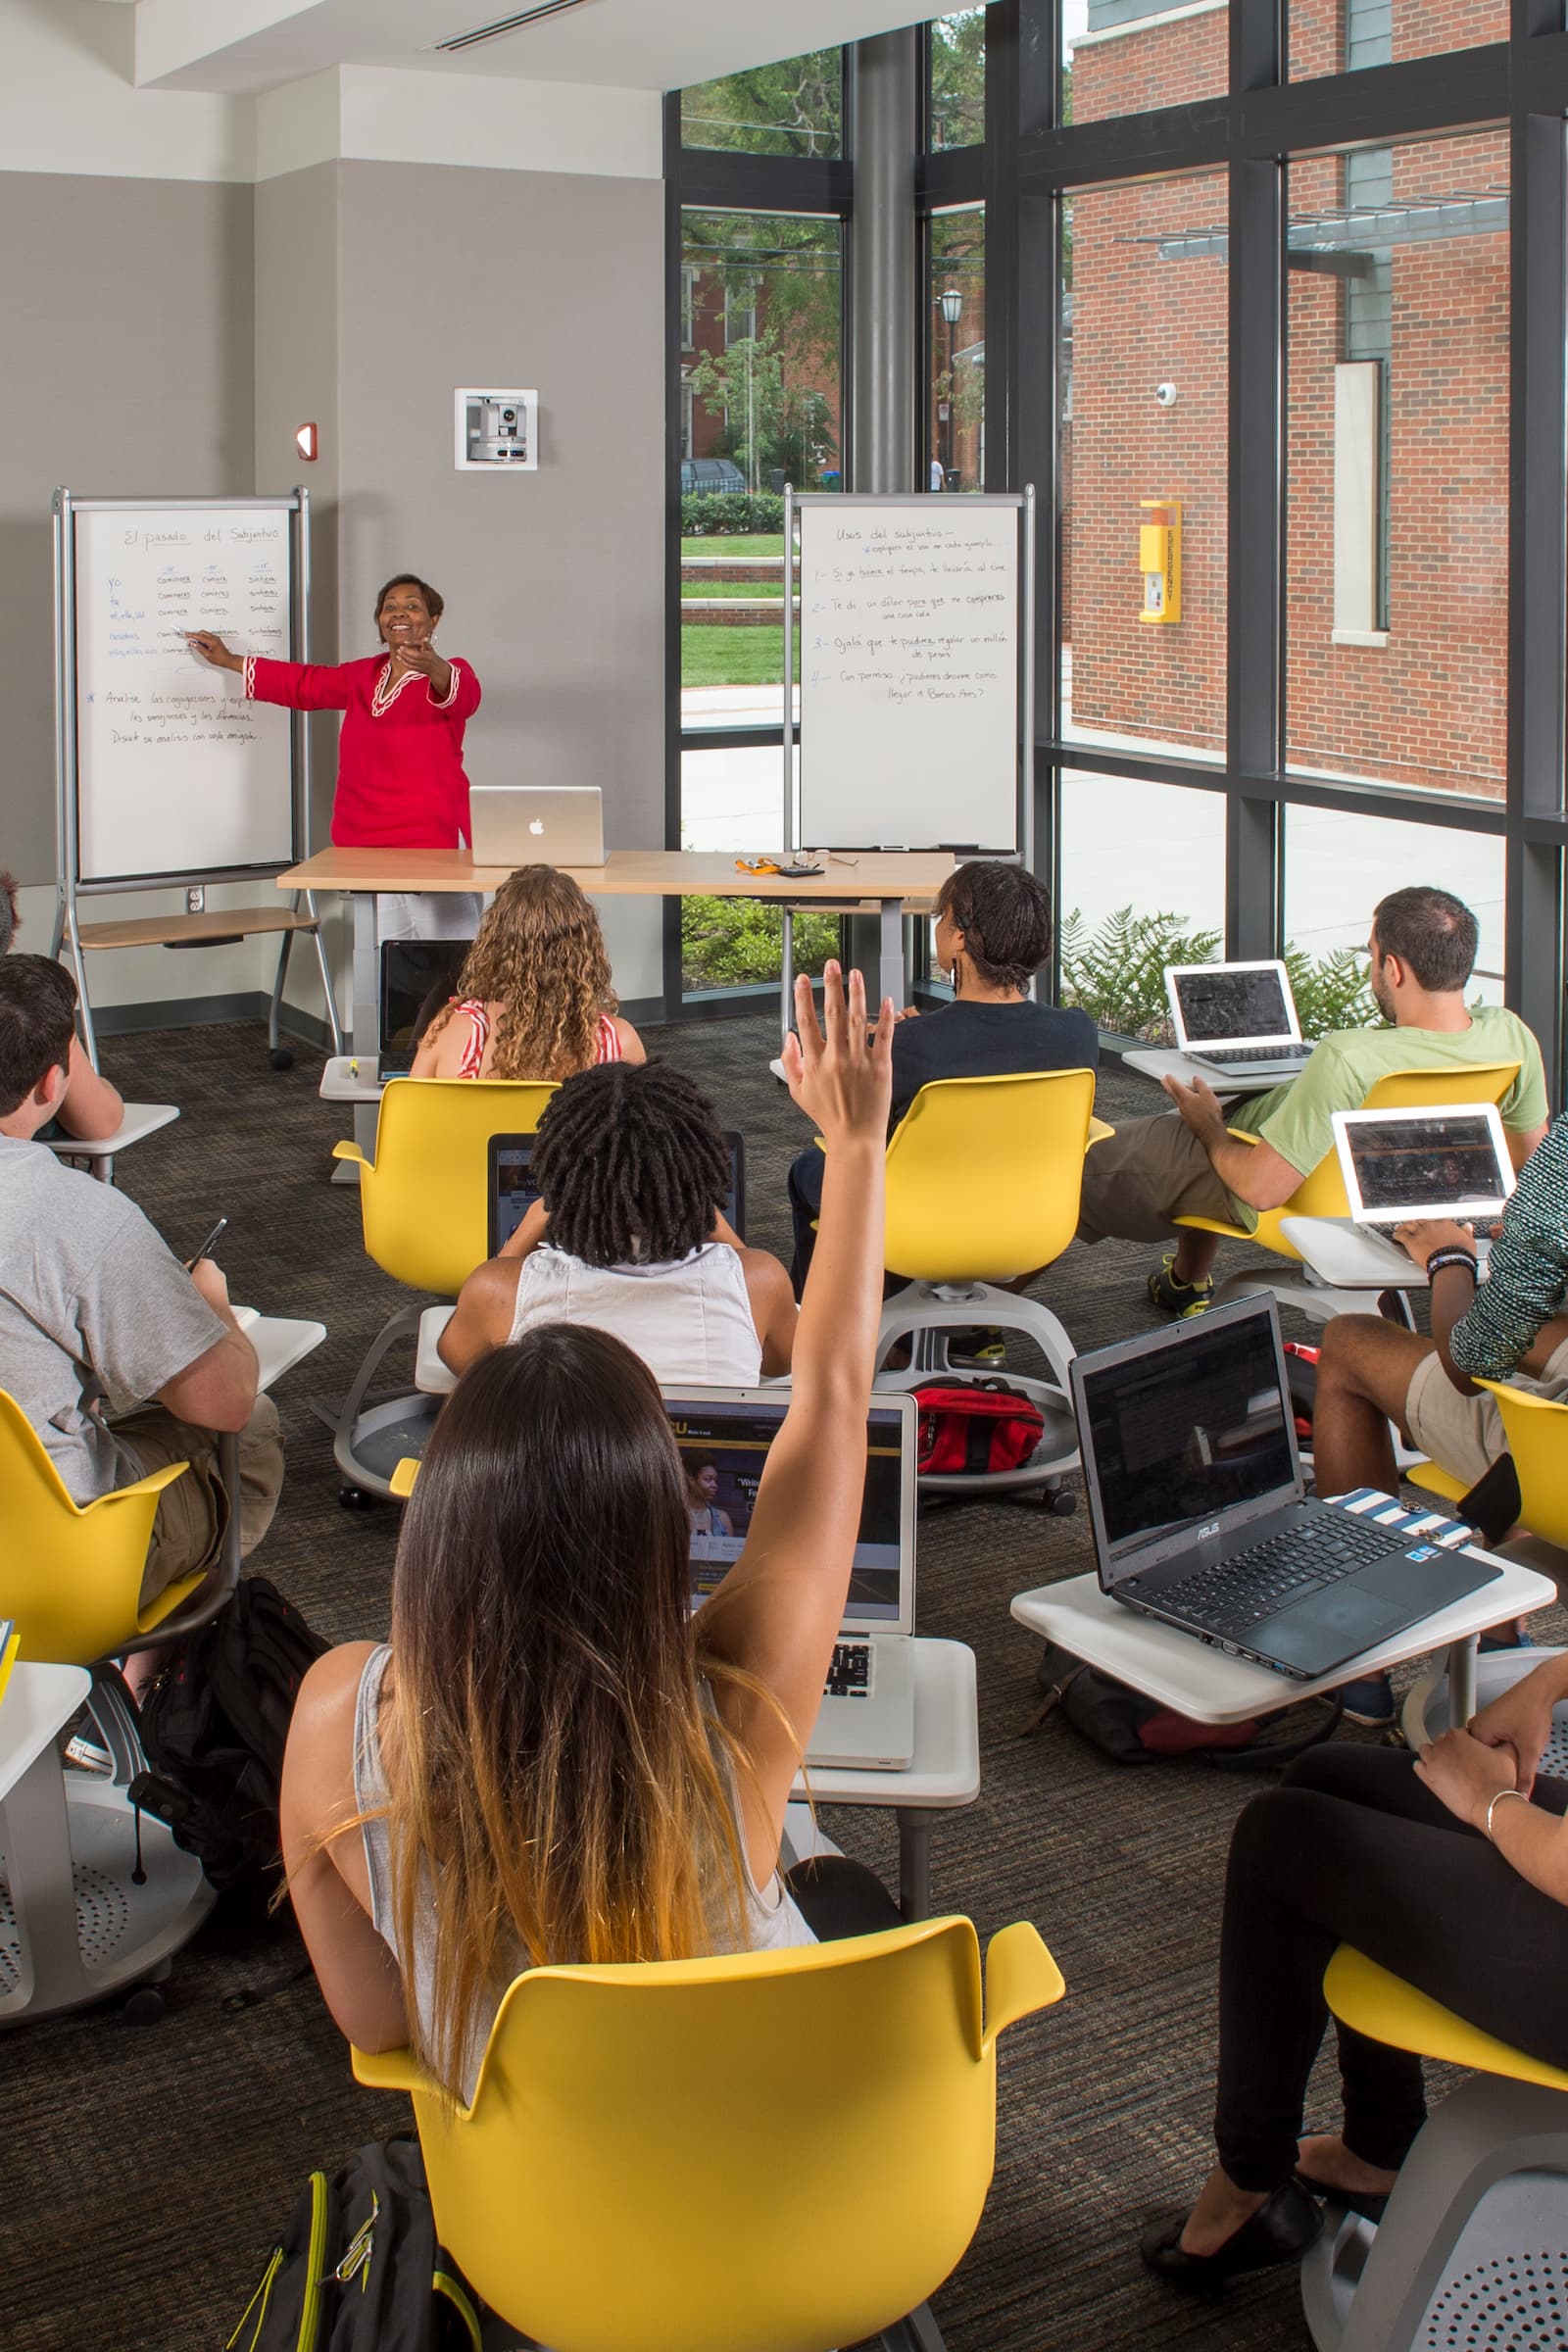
top-left (390, 1457), bottom-right (421, 1498)
top-left (351, 2042), bottom-right (425, 2093)
top-left (982, 1920), bottom-right (1065, 2052)
top-left (331, 1139), bottom-right (369, 1168)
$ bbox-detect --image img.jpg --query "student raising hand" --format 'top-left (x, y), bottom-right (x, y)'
top-left (781, 958), bottom-right (895, 1157)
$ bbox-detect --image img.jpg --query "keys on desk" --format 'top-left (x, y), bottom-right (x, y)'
top-left (825, 1640), bottom-right (873, 1700)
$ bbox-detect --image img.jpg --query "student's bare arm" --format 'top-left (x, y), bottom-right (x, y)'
top-left (439, 1258), bottom-right (522, 1376)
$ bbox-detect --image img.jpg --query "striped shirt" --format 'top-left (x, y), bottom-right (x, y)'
top-left (1449, 1113), bottom-right (1568, 1380)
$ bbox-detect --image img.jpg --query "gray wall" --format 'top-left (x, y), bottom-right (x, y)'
top-left (0, 172), bottom-right (255, 883)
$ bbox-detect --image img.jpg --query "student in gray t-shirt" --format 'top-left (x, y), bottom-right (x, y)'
top-left (0, 957), bottom-right (282, 1656)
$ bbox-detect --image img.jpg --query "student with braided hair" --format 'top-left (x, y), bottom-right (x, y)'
top-left (439, 1060), bottom-right (797, 1385)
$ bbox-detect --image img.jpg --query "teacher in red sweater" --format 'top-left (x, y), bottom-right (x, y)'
top-left (188, 572), bottom-right (481, 943)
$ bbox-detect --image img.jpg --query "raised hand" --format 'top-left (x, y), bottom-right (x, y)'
top-left (782, 959), bottom-right (893, 1151)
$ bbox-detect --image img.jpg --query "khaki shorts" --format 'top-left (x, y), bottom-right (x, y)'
top-left (113, 1394), bottom-right (283, 1605)
top-left (1077, 1111), bottom-right (1243, 1245)
top-left (1404, 1336), bottom-right (1568, 1494)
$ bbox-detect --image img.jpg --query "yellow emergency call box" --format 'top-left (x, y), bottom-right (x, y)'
top-left (1139, 499), bottom-right (1182, 624)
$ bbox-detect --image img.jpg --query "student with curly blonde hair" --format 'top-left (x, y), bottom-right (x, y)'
top-left (410, 864), bottom-right (644, 1081)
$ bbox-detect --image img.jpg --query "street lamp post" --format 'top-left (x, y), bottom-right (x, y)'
top-left (939, 285), bottom-right (963, 487)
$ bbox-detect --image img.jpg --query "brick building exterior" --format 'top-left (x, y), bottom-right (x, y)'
top-left (1064, 0), bottom-right (1509, 800)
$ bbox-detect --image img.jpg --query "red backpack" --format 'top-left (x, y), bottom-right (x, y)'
top-left (914, 1378), bottom-right (1046, 1475)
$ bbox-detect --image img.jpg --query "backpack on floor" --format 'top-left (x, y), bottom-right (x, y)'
top-left (129, 1573), bottom-right (328, 1891)
top-left (228, 2137), bottom-right (483, 2352)
top-left (1027, 1641), bottom-right (1343, 1772)
top-left (915, 1378), bottom-right (1046, 1475)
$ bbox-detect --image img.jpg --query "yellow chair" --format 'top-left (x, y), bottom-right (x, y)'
top-left (330, 1076), bottom-right (556, 1501)
top-left (867, 1068), bottom-right (1100, 1497)
top-left (354, 1913), bottom-right (1064, 2352)
top-left (1300, 1943), bottom-right (1568, 2352)
top-left (0, 1389), bottom-right (241, 2023)
top-left (1173, 1062), bottom-right (1521, 1315)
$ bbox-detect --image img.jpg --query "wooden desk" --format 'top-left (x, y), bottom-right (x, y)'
top-left (279, 848), bottom-right (954, 1162)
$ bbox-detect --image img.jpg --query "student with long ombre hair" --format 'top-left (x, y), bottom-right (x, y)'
top-left (280, 964), bottom-right (899, 2102)
top-left (410, 863), bottom-right (644, 1082)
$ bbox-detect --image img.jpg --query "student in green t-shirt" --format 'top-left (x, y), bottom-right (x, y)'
top-left (1077, 887), bottom-right (1548, 1316)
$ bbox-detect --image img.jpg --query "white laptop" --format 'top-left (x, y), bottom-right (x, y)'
top-left (1331, 1102), bottom-right (1515, 1274)
top-left (662, 1386), bottom-right (917, 1771)
top-left (468, 784), bottom-right (605, 868)
top-left (1165, 959), bottom-right (1316, 1080)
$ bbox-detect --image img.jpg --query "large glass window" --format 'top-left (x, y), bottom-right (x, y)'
top-left (1056, 769), bottom-right (1227, 1036)
top-left (1064, 0), bottom-right (1229, 127)
top-left (680, 51), bottom-right (841, 157)
top-left (1289, 0), bottom-right (1508, 80)
top-left (1283, 807), bottom-right (1506, 1004)
top-left (679, 211), bottom-right (840, 733)
top-left (1285, 130), bottom-right (1509, 804)
top-left (930, 10), bottom-right (987, 150)
top-left (929, 208), bottom-right (985, 492)
top-left (1060, 173), bottom-right (1228, 762)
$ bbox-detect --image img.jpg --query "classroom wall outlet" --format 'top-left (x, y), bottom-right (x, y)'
top-left (186, 886), bottom-right (205, 914)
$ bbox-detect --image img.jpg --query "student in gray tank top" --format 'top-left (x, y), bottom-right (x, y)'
top-left (280, 964), bottom-right (903, 2104)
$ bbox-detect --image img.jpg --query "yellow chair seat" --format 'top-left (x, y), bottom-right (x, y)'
top-left (1325, 1945), bottom-right (1568, 2094)
top-left (1404, 1459), bottom-right (1469, 1506)
top-left (1473, 1378), bottom-right (1568, 1551)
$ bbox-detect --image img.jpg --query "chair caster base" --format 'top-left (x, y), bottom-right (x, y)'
top-left (338, 1484), bottom-right (382, 1510)
top-left (122, 1983), bottom-right (167, 2027)
top-left (269, 1048), bottom-right (294, 1071)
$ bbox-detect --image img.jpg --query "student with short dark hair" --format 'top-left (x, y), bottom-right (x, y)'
top-left (0, 867), bottom-right (123, 1142)
top-left (1078, 886), bottom-right (1547, 1317)
top-left (0, 957), bottom-right (281, 1652)
top-left (439, 1060), bottom-right (796, 1383)
top-left (786, 858), bottom-right (1099, 1293)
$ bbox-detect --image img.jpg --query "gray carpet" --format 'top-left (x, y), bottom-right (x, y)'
top-left (6, 1012), bottom-right (1554, 2352)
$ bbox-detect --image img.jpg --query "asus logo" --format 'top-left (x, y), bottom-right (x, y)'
top-left (1199, 1519), bottom-right (1222, 1542)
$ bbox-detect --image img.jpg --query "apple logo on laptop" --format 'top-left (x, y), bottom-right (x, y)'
top-left (528, 818), bottom-right (545, 835)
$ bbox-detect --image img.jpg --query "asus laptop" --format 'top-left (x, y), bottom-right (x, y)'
top-left (1331, 1103), bottom-right (1514, 1276)
top-left (488, 1132), bottom-right (747, 1257)
top-left (662, 1386), bottom-right (918, 1769)
top-left (1165, 959), bottom-right (1316, 1081)
top-left (468, 784), bottom-right (605, 868)
top-left (378, 938), bottom-right (473, 1076)
top-left (1070, 1298), bottom-right (1499, 1680)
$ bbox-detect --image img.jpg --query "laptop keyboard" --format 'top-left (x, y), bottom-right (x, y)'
top-left (1156, 1513), bottom-right (1409, 1639)
top-left (1192, 1041), bottom-right (1313, 1067)
top-left (824, 1640), bottom-right (873, 1700)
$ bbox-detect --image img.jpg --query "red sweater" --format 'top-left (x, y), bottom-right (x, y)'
top-left (244, 654), bottom-right (482, 849)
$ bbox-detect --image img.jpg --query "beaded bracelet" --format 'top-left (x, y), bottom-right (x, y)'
top-left (1424, 1248), bottom-right (1479, 1283)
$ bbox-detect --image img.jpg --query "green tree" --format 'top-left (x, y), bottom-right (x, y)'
top-left (688, 330), bottom-right (837, 491)
top-left (679, 50), bottom-right (841, 157)
top-left (929, 11), bottom-right (987, 150)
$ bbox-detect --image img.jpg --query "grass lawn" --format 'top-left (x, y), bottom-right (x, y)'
top-left (680, 534), bottom-right (787, 560)
top-left (682, 624), bottom-right (799, 689)
top-left (682, 580), bottom-right (786, 602)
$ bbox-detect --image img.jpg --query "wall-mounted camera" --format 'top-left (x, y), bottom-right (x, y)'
top-left (454, 388), bottom-right (538, 471)
top-left (1153, 381), bottom-right (1179, 408)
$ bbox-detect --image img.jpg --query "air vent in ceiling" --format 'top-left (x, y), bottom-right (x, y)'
top-left (434, 0), bottom-right (591, 50)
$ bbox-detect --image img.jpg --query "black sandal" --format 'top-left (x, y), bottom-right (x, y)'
top-left (1140, 2179), bottom-right (1323, 2294)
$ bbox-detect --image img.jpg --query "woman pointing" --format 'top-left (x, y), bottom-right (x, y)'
top-left (188, 572), bottom-right (481, 942)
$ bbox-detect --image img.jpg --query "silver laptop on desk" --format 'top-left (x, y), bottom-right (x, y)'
top-left (662, 1387), bottom-right (917, 1770)
top-left (1165, 959), bottom-right (1316, 1080)
top-left (468, 785), bottom-right (605, 868)
top-left (1331, 1103), bottom-right (1515, 1276)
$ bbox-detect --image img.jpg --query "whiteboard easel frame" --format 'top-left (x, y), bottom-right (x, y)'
top-left (781, 486), bottom-right (1036, 870)
top-left (50, 488), bottom-right (342, 1064)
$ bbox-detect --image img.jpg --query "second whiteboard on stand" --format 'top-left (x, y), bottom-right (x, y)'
top-left (796, 497), bottom-right (1021, 854)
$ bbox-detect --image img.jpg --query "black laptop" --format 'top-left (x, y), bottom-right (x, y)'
top-left (1070, 1298), bottom-right (1500, 1680)
top-left (488, 1130), bottom-right (748, 1257)
top-left (377, 939), bottom-right (473, 1076)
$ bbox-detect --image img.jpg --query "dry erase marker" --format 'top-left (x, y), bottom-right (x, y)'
top-left (188, 1215), bottom-right (228, 1269)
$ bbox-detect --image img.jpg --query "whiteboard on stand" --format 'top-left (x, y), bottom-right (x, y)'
top-left (72, 502), bottom-right (297, 885)
top-left (797, 498), bottom-right (1022, 854)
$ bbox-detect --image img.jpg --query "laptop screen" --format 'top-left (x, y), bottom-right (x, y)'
top-left (1075, 1305), bottom-right (1298, 1581)
top-left (378, 940), bottom-right (472, 1074)
top-left (1171, 964), bottom-right (1292, 1045)
top-left (662, 1391), bottom-right (908, 1629)
top-left (1338, 1110), bottom-right (1510, 1222)
top-left (489, 1132), bottom-right (746, 1255)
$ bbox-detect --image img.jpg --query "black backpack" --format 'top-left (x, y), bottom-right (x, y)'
top-left (229, 2138), bottom-right (484, 2352)
top-left (129, 1574), bottom-right (328, 1891)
